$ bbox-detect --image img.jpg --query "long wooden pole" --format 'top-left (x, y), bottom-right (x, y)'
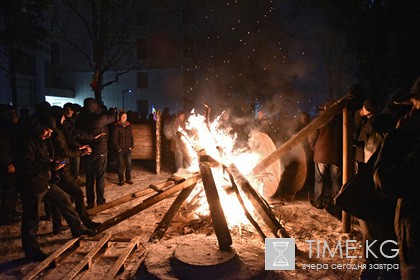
top-left (341, 107), bottom-right (352, 232)
top-left (156, 110), bottom-right (161, 174)
top-left (95, 174), bottom-right (201, 233)
top-left (251, 94), bottom-right (350, 175)
top-left (148, 184), bottom-right (196, 242)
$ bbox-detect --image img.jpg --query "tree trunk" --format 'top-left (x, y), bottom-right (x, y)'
top-left (8, 54), bottom-right (18, 106)
top-left (94, 86), bottom-right (102, 102)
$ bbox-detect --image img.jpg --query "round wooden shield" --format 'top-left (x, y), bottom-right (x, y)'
top-left (277, 143), bottom-right (308, 195)
top-left (248, 132), bottom-right (281, 199)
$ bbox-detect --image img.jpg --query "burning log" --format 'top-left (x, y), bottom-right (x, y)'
top-left (226, 168), bottom-right (266, 240)
top-left (251, 94), bottom-right (351, 175)
top-left (227, 163), bottom-right (291, 238)
top-left (199, 162), bottom-right (233, 251)
top-left (200, 103), bottom-right (291, 239)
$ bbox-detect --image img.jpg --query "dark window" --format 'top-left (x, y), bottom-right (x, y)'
top-left (137, 10), bottom-right (148, 26)
top-left (137, 72), bottom-right (148, 88)
top-left (137, 99), bottom-right (149, 115)
top-left (183, 70), bottom-right (194, 89)
top-left (51, 75), bottom-right (61, 88)
top-left (183, 35), bottom-right (193, 59)
top-left (182, 8), bottom-right (193, 24)
top-left (50, 1), bottom-right (60, 32)
top-left (137, 37), bottom-right (148, 60)
top-left (17, 54), bottom-right (35, 74)
top-left (50, 42), bottom-right (60, 64)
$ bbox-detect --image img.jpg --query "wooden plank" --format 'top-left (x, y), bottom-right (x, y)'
top-left (200, 163), bottom-right (232, 251)
top-left (103, 236), bottom-right (141, 280)
top-left (96, 174), bottom-right (201, 233)
top-left (67, 233), bottom-right (112, 280)
top-left (87, 187), bottom-right (158, 215)
top-left (114, 248), bottom-right (147, 280)
top-left (168, 175), bottom-right (186, 183)
top-left (342, 107), bottom-right (353, 232)
top-left (22, 237), bottom-right (81, 280)
top-left (149, 181), bottom-right (175, 193)
top-left (251, 94), bottom-right (350, 175)
top-left (131, 124), bottom-right (154, 159)
top-left (149, 184), bottom-right (197, 242)
top-left (228, 163), bottom-right (291, 238)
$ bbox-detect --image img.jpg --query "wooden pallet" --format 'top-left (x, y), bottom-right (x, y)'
top-left (22, 233), bottom-right (145, 280)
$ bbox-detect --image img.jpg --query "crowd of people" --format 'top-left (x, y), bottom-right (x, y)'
top-left (307, 79), bottom-right (420, 280)
top-left (0, 77), bottom-right (419, 279)
top-left (0, 98), bottom-right (138, 261)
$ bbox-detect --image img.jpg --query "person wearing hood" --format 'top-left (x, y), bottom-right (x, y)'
top-left (76, 98), bottom-right (116, 208)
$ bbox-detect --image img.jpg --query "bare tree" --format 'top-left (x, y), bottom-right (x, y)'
top-left (61, 0), bottom-right (142, 101)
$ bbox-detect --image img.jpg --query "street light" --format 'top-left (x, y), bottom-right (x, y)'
top-left (122, 89), bottom-right (132, 109)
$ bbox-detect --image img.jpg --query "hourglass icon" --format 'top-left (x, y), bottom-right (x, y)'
top-left (272, 241), bottom-right (289, 266)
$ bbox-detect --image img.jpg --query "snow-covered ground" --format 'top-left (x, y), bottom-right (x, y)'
top-left (0, 161), bottom-right (363, 279)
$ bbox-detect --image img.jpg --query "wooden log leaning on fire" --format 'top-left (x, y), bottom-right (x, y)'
top-left (226, 162), bottom-right (290, 238)
top-left (251, 94), bottom-right (351, 175)
top-left (225, 168), bottom-right (267, 240)
top-left (95, 174), bottom-right (202, 233)
top-left (199, 161), bottom-right (233, 251)
top-left (148, 184), bottom-right (196, 242)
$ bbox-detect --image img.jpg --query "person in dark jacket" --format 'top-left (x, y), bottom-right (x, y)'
top-left (308, 106), bottom-right (342, 214)
top-left (62, 103), bottom-right (81, 180)
top-left (354, 100), bottom-right (377, 171)
top-left (76, 98), bottom-right (115, 208)
top-left (374, 77), bottom-right (420, 280)
top-left (49, 110), bottom-right (102, 233)
top-left (113, 110), bottom-right (134, 186)
top-left (19, 115), bottom-right (95, 262)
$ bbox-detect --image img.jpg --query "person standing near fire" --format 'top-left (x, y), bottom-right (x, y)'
top-left (353, 100), bottom-right (379, 171)
top-left (163, 111), bottom-right (192, 172)
top-left (374, 77), bottom-right (420, 280)
top-left (19, 115), bottom-right (95, 261)
top-left (113, 110), bottom-right (134, 186)
top-left (76, 98), bottom-right (115, 208)
top-left (308, 102), bottom-right (342, 218)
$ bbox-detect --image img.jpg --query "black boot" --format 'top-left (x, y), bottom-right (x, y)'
top-left (83, 219), bottom-right (101, 230)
